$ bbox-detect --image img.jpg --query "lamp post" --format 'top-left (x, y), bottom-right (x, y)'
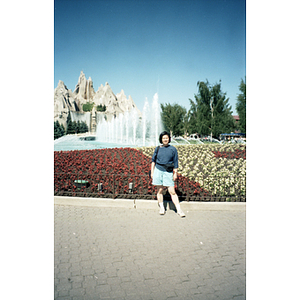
top-left (129, 182), bottom-right (133, 193)
top-left (98, 183), bottom-right (103, 192)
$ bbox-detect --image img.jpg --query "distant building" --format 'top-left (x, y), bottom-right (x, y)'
top-left (233, 115), bottom-right (239, 124)
top-left (233, 115), bottom-right (240, 133)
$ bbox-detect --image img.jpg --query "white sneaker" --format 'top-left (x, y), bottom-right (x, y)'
top-left (159, 206), bottom-right (165, 215)
top-left (177, 209), bottom-right (186, 218)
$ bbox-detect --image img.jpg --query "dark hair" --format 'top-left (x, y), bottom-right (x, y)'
top-left (159, 131), bottom-right (171, 143)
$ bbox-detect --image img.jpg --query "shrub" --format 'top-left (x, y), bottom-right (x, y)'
top-left (82, 102), bottom-right (94, 112)
top-left (97, 104), bottom-right (107, 112)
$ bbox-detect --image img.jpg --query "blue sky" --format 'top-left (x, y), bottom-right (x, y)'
top-left (54, 0), bottom-right (246, 115)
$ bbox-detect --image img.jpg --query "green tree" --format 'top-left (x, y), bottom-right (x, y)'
top-left (67, 121), bottom-right (75, 134)
top-left (78, 121), bottom-right (89, 133)
top-left (160, 103), bottom-right (187, 137)
top-left (74, 121), bottom-right (80, 134)
top-left (65, 111), bottom-right (89, 134)
top-left (236, 78), bottom-right (246, 134)
top-left (59, 123), bottom-right (65, 137)
top-left (66, 112), bottom-right (75, 134)
top-left (54, 121), bottom-right (65, 139)
top-left (210, 81), bottom-right (236, 137)
top-left (82, 101), bottom-right (94, 112)
top-left (54, 121), bottom-right (60, 139)
top-left (189, 80), bottom-right (212, 136)
top-left (97, 104), bottom-right (107, 112)
top-left (189, 80), bottom-right (235, 138)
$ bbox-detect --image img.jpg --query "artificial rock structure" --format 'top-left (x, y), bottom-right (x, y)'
top-left (54, 71), bottom-right (141, 132)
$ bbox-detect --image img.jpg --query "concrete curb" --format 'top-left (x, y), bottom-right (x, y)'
top-left (54, 196), bottom-right (246, 211)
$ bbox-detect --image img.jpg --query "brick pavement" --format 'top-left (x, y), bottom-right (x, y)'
top-left (54, 201), bottom-right (246, 300)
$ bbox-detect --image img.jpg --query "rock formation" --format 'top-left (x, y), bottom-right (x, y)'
top-left (54, 80), bottom-right (78, 126)
top-left (54, 71), bottom-right (141, 129)
top-left (116, 90), bottom-right (137, 112)
top-left (73, 71), bottom-right (95, 104)
top-left (93, 82), bottom-right (123, 116)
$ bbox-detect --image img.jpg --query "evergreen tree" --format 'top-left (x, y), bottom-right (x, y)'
top-left (97, 104), bottom-right (107, 112)
top-left (66, 111), bottom-right (75, 134)
top-left (82, 121), bottom-right (89, 133)
top-left (78, 121), bottom-right (83, 133)
top-left (67, 120), bottom-right (75, 134)
top-left (236, 78), bottom-right (246, 134)
top-left (62, 111), bottom-right (89, 136)
top-left (59, 123), bottom-right (65, 137)
top-left (74, 121), bottom-right (79, 134)
top-left (54, 121), bottom-right (60, 139)
top-left (54, 121), bottom-right (65, 139)
top-left (78, 121), bottom-right (89, 133)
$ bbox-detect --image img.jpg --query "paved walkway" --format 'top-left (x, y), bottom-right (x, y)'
top-left (54, 197), bottom-right (246, 300)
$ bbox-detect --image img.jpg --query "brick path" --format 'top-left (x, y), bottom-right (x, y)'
top-left (54, 201), bottom-right (245, 300)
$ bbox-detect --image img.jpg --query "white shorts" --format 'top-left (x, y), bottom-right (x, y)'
top-left (152, 167), bottom-right (174, 187)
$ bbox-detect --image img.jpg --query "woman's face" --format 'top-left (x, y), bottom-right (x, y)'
top-left (162, 135), bottom-right (169, 145)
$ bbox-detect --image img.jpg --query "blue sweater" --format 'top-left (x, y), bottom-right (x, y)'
top-left (151, 145), bottom-right (178, 172)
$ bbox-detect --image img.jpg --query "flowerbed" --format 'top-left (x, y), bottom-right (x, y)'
top-left (212, 148), bottom-right (246, 159)
top-left (55, 148), bottom-right (151, 198)
top-left (54, 148), bottom-right (211, 200)
top-left (139, 144), bottom-right (246, 199)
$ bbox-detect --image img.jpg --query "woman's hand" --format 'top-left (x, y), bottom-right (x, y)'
top-left (173, 169), bottom-right (178, 181)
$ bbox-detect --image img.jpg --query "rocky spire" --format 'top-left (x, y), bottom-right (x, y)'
top-left (73, 71), bottom-right (95, 102)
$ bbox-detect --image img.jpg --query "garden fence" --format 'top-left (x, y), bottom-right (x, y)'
top-left (54, 172), bottom-right (246, 202)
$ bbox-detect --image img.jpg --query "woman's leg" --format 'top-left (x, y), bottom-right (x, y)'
top-left (157, 186), bottom-right (165, 214)
top-left (157, 186), bottom-right (164, 203)
top-left (168, 186), bottom-right (185, 217)
top-left (167, 186), bottom-right (179, 206)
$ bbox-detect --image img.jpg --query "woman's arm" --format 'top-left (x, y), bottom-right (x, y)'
top-left (151, 161), bottom-right (156, 179)
top-left (173, 168), bottom-right (178, 181)
top-left (151, 146), bottom-right (160, 179)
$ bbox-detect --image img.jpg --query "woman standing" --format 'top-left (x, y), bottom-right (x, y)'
top-left (151, 131), bottom-right (185, 217)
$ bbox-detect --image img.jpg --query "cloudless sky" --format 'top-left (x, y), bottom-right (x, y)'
top-left (54, 0), bottom-right (245, 114)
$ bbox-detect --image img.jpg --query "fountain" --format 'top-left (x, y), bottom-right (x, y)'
top-left (187, 137), bottom-right (204, 145)
top-left (55, 93), bottom-right (213, 151)
top-left (96, 93), bottom-right (163, 147)
top-left (200, 137), bottom-right (221, 144)
top-left (54, 92), bottom-right (229, 151)
top-left (142, 97), bottom-right (150, 146)
top-left (172, 136), bottom-right (191, 145)
top-left (55, 93), bottom-right (163, 151)
top-left (151, 93), bottom-right (160, 145)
